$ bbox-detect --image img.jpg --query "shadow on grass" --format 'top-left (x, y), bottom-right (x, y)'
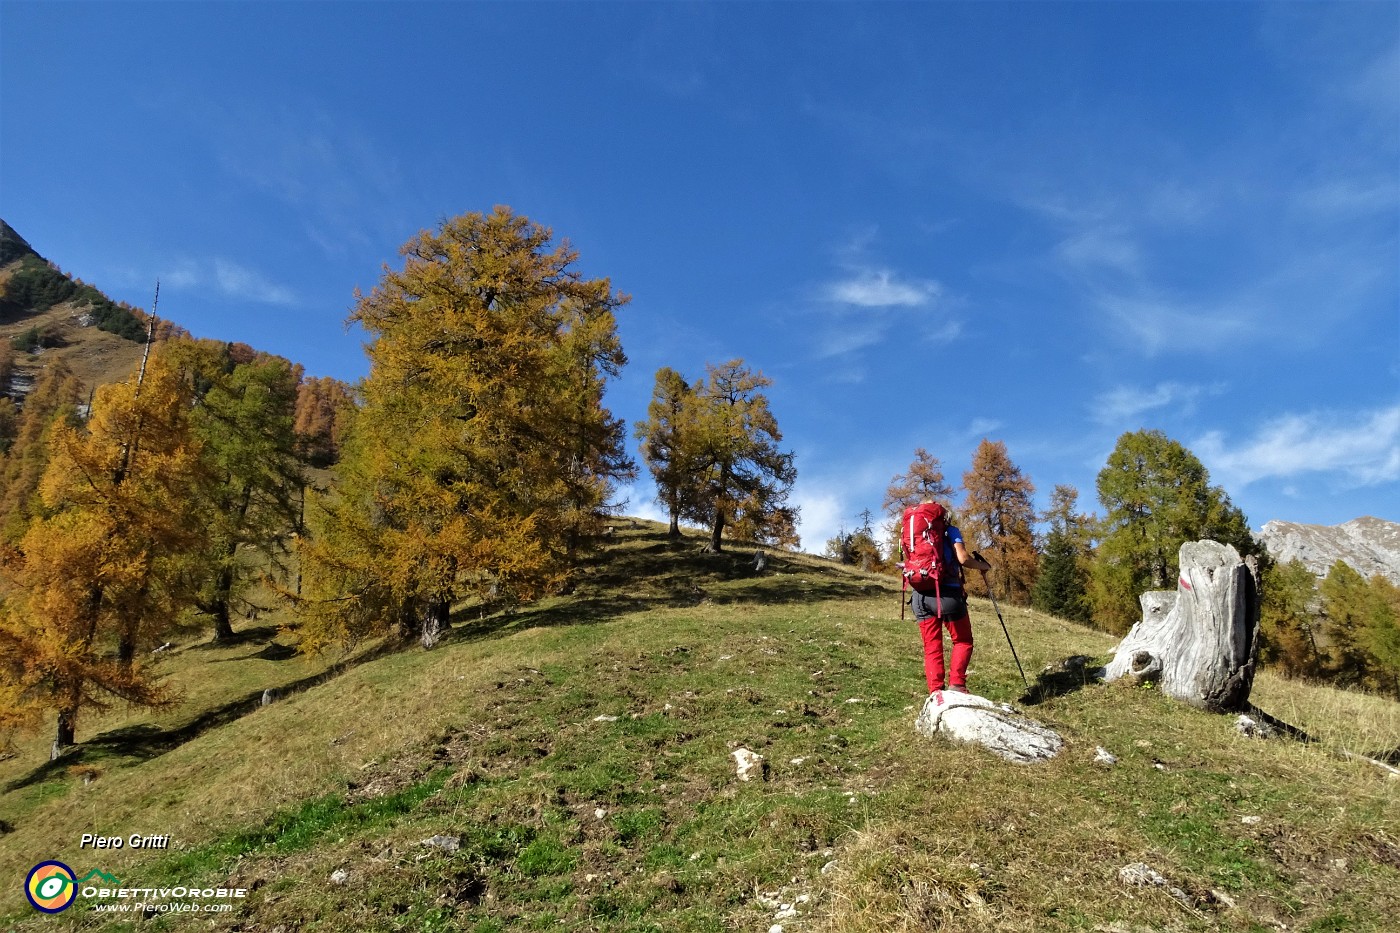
top-left (3, 639), bottom-right (402, 794)
top-left (440, 528), bottom-right (890, 648)
top-left (186, 624), bottom-right (284, 650)
top-left (1019, 655), bottom-right (1108, 706)
top-left (211, 641), bottom-right (300, 663)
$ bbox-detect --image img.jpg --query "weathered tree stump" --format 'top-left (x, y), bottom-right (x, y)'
top-left (1104, 540), bottom-right (1260, 712)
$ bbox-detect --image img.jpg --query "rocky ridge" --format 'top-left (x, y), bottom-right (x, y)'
top-left (1255, 516), bottom-right (1400, 584)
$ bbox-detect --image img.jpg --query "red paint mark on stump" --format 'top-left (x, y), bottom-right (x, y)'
top-left (1179, 577), bottom-right (1192, 591)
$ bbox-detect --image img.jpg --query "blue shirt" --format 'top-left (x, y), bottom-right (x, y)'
top-left (943, 526), bottom-right (965, 587)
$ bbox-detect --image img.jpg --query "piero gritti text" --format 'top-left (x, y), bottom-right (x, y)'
top-left (80, 833), bottom-right (172, 850)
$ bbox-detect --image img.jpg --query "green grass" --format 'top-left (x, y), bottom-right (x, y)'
top-left (1, 521), bottom-right (1397, 931)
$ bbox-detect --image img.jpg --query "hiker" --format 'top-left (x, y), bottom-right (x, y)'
top-left (901, 501), bottom-right (991, 694)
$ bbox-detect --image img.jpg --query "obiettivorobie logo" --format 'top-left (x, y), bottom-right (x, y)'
top-left (25, 863), bottom-right (119, 914)
top-left (24, 861), bottom-right (247, 916)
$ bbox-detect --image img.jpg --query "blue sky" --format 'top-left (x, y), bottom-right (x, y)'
top-left (3, 1), bottom-right (1397, 551)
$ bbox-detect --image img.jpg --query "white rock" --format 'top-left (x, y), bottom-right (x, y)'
top-left (1237, 714), bottom-right (1276, 739)
top-left (820, 860), bottom-right (838, 875)
top-left (1241, 815), bottom-right (1262, 825)
top-left (594, 808), bottom-right (608, 820)
top-left (329, 869), bottom-right (349, 885)
top-left (420, 835), bottom-right (462, 852)
top-left (593, 714), bottom-right (620, 722)
top-left (732, 747), bottom-right (765, 781)
top-left (1119, 862), bottom-right (1191, 905)
top-left (1119, 862), bottom-right (1168, 887)
top-left (1094, 746), bottom-right (1119, 765)
top-left (914, 691), bottom-right (1063, 763)
top-left (775, 907), bottom-right (799, 920)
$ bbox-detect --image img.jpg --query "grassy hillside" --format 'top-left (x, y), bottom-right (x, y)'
top-left (1, 522), bottom-right (1397, 931)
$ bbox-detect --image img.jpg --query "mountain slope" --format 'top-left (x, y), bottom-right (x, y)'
top-left (1, 522), bottom-right (1397, 931)
top-left (1, 219), bottom-right (151, 400)
top-left (1257, 516), bottom-right (1400, 584)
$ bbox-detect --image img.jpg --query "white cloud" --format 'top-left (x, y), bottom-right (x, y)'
top-left (213, 259), bottom-right (297, 305)
top-left (1194, 405), bottom-right (1400, 488)
top-left (1297, 176), bottom-right (1399, 218)
top-left (812, 320), bottom-right (890, 360)
top-left (791, 483), bottom-right (847, 554)
top-left (159, 258), bottom-right (297, 306)
top-left (1056, 227), bottom-right (1142, 276)
top-left (825, 268), bottom-right (941, 308)
top-left (1349, 38), bottom-right (1400, 115)
top-left (613, 480), bottom-right (673, 526)
top-left (158, 260), bottom-right (201, 290)
top-left (1095, 292), bottom-right (1255, 356)
top-left (1092, 381), bottom-right (1224, 425)
top-left (198, 99), bottom-right (405, 257)
top-left (966, 417), bottom-right (1003, 437)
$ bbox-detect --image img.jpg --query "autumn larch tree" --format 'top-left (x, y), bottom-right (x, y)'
top-left (1091, 429), bottom-right (1258, 634)
top-left (636, 367), bottom-right (704, 538)
top-left (0, 348), bottom-right (204, 757)
top-left (883, 447), bottom-right (957, 563)
top-left (0, 362), bottom-right (85, 544)
top-left (297, 207), bottom-right (632, 650)
top-left (293, 375), bottom-right (355, 467)
top-left (548, 282), bottom-right (637, 553)
top-left (683, 360), bottom-right (798, 552)
top-left (883, 447), bottom-right (956, 514)
top-left (958, 439), bottom-right (1038, 603)
top-left (1258, 558), bottom-right (1323, 678)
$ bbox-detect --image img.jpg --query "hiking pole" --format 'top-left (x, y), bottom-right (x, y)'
top-left (896, 554), bottom-right (907, 622)
top-left (974, 554), bottom-right (1028, 690)
top-left (898, 543), bottom-right (907, 621)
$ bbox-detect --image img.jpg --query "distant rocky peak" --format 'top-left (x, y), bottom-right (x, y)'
top-left (1, 217), bottom-right (41, 266)
top-left (1255, 516), bottom-right (1400, 583)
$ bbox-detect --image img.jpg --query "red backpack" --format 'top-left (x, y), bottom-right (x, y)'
top-left (900, 502), bottom-right (962, 595)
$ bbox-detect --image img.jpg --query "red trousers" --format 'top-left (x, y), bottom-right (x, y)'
top-left (918, 613), bottom-right (974, 693)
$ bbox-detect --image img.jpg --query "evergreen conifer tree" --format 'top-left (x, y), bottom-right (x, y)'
top-left (1091, 429), bottom-right (1257, 633)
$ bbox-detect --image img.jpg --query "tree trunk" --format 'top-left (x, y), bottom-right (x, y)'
top-left (1104, 540), bottom-right (1260, 712)
top-left (52, 699), bottom-right (78, 761)
top-left (668, 512), bottom-right (681, 539)
top-left (211, 564), bottom-right (237, 642)
top-left (421, 599), bottom-right (451, 650)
